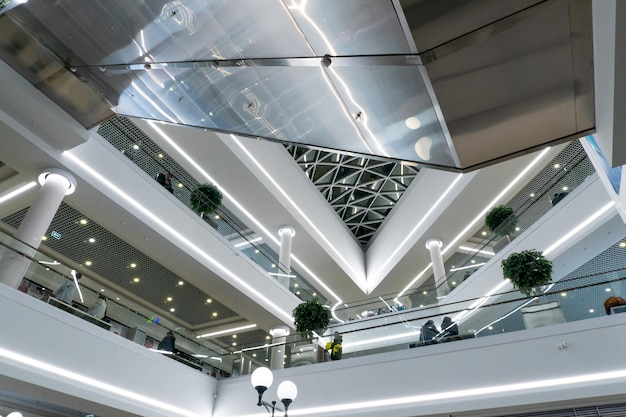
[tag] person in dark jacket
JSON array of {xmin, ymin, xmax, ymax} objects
[
  {"xmin": 159, "ymin": 330, "xmax": 176, "ymax": 353},
  {"xmin": 440, "ymin": 316, "xmax": 459, "ymax": 337},
  {"xmin": 419, "ymin": 319, "xmax": 439, "ymax": 345}
]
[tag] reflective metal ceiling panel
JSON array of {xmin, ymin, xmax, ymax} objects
[
  {"xmin": 325, "ymin": 65, "xmax": 455, "ymax": 167},
  {"xmin": 20, "ymin": 0, "xmax": 314, "ymax": 64},
  {"xmin": 287, "ymin": 0, "xmax": 412, "ymax": 55},
  {"xmin": 0, "ymin": 0, "xmax": 594, "ymax": 172}
]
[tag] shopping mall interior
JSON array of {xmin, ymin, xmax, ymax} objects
[{"xmin": 1, "ymin": 0, "xmax": 626, "ymax": 416}]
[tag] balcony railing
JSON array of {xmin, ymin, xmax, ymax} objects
[{"xmin": 98, "ymin": 116, "xmax": 324, "ymax": 303}]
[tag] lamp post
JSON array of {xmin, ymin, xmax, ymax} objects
[{"xmin": 251, "ymin": 367, "xmax": 297, "ymax": 417}]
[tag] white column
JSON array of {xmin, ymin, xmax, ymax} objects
[
  {"xmin": 277, "ymin": 226, "xmax": 295, "ymax": 289},
  {"xmin": 426, "ymin": 238, "xmax": 448, "ymax": 298},
  {"xmin": 269, "ymin": 325, "xmax": 290, "ymax": 371},
  {"xmin": 0, "ymin": 169, "xmax": 76, "ymax": 288}
]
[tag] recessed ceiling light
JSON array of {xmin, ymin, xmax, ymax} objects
[
  {"xmin": 405, "ymin": 116, "xmax": 421, "ymax": 130},
  {"xmin": 158, "ymin": 153, "xmax": 163, "ymax": 158},
  {"xmin": 554, "ymin": 163, "xmax": 560, "ymax": 169},
  {"xmin": 296, "ymin": 291, "xmax": 301, "ymax": 295},
  {"xmin": 471, "ymin": 260, "xmax": 476, "ymax": 264},
  {"xmin": 452, "ymin": 281, "xmax": 456, "ymax": 285},
  {"xmin": 116, "ymin": 297, "xmax": 120, "ymax": 301},
  {"xmin": 170, "ymin": 308, "xmax": 175, "ymax": 312},
  {"xmin": 255, "ymin": 249, "xmax": 259, "ymax": 253},
  {"xmin": 79, "ymin": 219, "xmax": 88, "ymax": 225},
  {"xmin": 481, "ymin": 231, "xmax": 487, "ymax": 236},
  {"xmin": 88, "ymin": 238, "xmax": 95, "ymax": 243},
  {"xmin": 414, "ymin": 136, "xmax": 432, "ymax": 161},
  {"xmin": 212, "ymin": 312, "xmax": 218, "ymax": 317},
  {"xmin": 206, "ymin": 298, "xmax": 212, "ymax": 303},
  {"xmin": 232, "ymin": 342, "xmax": 237, "ymax": 346},
  {"xmin": 100, "ymin": 289, "xmax": 105, "ymax": 292},
  {"xmin": 562, "ymin": 186, "xmax": 569, "ymax": 191},
  {"xmin": 214, "ymin": 214, "xmax": 220, "ymax": 219},
  {"xmin": 130, "ymin": 263, "xmax": 137, "ymax": 268},
  {"xmin": 178, "ymin": 280, "xmax": 184, "ymax": 286},
  {"xmin": 419, "ymin": 304, "xmax": 424, "ymax": 308},
  {"xmin": 271, "ymin": 264, "xmax": 276, "ymax": 268},
  {"xmin": 166, "ymin": 296, "xmax": 172, "ymax": 302},
  {"xmin": 133, "ymin": 277, "xmax": 140, "ymax": 283},
  {"xmin": 178, "ymin": 183, "xmax": 183, "ymax": 188},
  {"xmin": 85, "ymin": 261, "xmax": 92, "ymax": 266},
  {"xmin": 41, "ymin": 236, "xmax": 47, "ymax": 240},
  {"xmin": 515, "ymin": 227, "xmax": 520, "ymax": 231},
  {"xmin": 133, "ymin": 144, "xmax": 139, "ymax": 150},
  {"xmin": 252, "ymin": 353, "xmax": 257, "ymax": 357},
  {"xmin": 606, "ymin": 288, "xmax": 612, "ymax": 292},
  {"xmin": 232, "ymin": 335, "xmax": 237, "ymax": 338},
  {"xmin": 488, "ymin": 326, "xmax": 493, "ymax": 330},
  {"xmin": 422, "ymin": 291, "xmax": 427, "ymax": 295},
  {"xmin": 312, "ymin": 292, "xmax": 316, "ymax": 296},
  {"xmin": 530, "ymin": 193, "xmax": 535, "ymax": 197},
  {"xmin": 265, "ymin": 336, "xmax": 270, "ymax": 340},
  {"xmin": 294, "ymin": 283, "xmax": 299, "ymax": 287},
  {"xmin": 620, "ymin": 242, "xmax": 626, "ymax": 248},
  {"xmin": 561, "ymin": 292, "xmax": 567, "ymax": 297},
  {"xmin": 589, "ymin": 309, "xmax": 595, "ymax": 313}
]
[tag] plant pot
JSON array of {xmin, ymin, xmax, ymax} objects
[{"xmin": 521, "ymin": 301, "xmax": 565, "ymax": 329}]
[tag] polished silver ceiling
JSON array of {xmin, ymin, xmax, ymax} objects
[{"xmin": 0, "ymin": 0, "xmax": 594, "ymax": 171}]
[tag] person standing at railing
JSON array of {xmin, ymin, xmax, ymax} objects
[
  {"xmin": 325, "ymin": 331, "xmax": 343, "ymax": 361},
  {"xmin": 419, "ymin": 319, "xmax": 439, "ymax": 346},
  {"xmin": 159, "ymin": 330, "xmax": 176, "ymax": 353},
  {"xmin": 53, "ymin": 271, "xmax": 81, "ymax": 305},
  {"xmin": 440, "ymin": 316, "xmax": 459, "ymax": 338},
  {"xmin": 156, "ymin": 172, "xmax": 174, "ymax": 193},
  {"xmin": 87, "ymin": 294, "xmax": 107, "ymax": 320}
]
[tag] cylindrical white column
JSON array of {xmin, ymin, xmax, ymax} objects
[
  {"xmin": 269, "ymin": 325, "xmax": 290, "ymax": 371},
  {"xmin": 0, "ymin": 169, "xmax": 76, "ymax": 288},
  {"xmin": 277, "ymin": 226, "xmax": 296, "ymax": 289},
  {"xmin": 425, "ymin": 238, "xmax": 448, "ymax": 298}
]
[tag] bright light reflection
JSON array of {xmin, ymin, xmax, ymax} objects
[
  {"xmin": 0, "ymin": 346, "xmax": 202, "ymax": 417},
  {"xmin": 236, "ymin": 369, "xmax": 626, "ymax": 417},
  {"xmin": 0, "ymin": 182, "xmax": 37, "ymax": 205},
  {"xmin": 197, "ymin": 324, "xmax": 257, "ymax": 339}
]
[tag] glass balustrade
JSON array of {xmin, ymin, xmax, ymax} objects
[
  {"xmin": 223, "ymin": 268, "xmax": 626, "ymax": 375},
  {"xmin": 97, "ymin": 117, "xmax": 324, "ymax": 303},
  {"xmin": 0, "ymin": 231, "xmax": 233, "ymax": 378},
  {"xmin": 332, "ymin": 140, "xmax": 595, "ymax": 322}
]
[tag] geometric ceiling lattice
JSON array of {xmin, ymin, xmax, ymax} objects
[{"xmin": 286, "ymin": 146, "xmax": 420, "ymax": 247}]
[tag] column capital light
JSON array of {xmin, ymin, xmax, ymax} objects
[
  {"xmin": 425, "ymin": 238, "xmax": 443, "ymax": 249},
  {"xmin": 269, "ymin": 325, "xmax": 290, "ymax": 337},
  {"xmin": 278, "ymin": 226, "xmax": 296, "ymax": 237},
  {"xmin": 38, "ymin": 168, "xmax": 77, "ymax": 195}
]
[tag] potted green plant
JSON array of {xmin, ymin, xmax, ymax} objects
[
  {"xmin": 292, "ymin": 298, "xmax": 332, "ymax": 340},
  {"xmin": 485, "ymin": 205, "xmax": 518, "ymax": 236},
  {"xmin": 501, "ymin": 249, "xmax": 553, "ymax": 297},
  {"xmin": 190, "ymin": 183, "xmax": 223, "ymax": 218}
]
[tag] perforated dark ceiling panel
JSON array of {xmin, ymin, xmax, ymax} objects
[{"xmin": 2, "ymin": 203, "xmax": 238, "ymax": 327}]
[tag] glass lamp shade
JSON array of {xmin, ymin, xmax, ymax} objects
[
  {"xmin": 251, "ymin": 366, "xmax": 273, "ymax": 389},
  {"xmin": 277, "ymin": 380, "xmax": 298, "ymax": 401}
]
